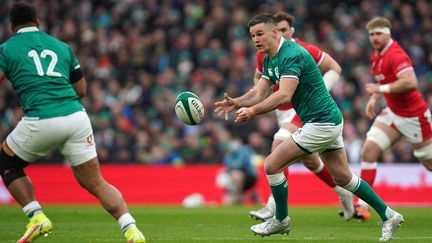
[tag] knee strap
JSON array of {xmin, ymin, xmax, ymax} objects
[
  {"xmin": 414, "ymin": 143, "xmax": 432, "ymax": 161},
  {"xmin": 366, "ymin": 126, "xmax": 391, "ymax": 151},
  {"xmin": 0, "ymin": 146, "xmax": 29, "ymax": 186}
]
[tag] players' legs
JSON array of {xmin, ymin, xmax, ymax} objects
[
  {"xmin": 249, "ymin": 121, "xmax": 298, "ymax": 220},
  {"xmin": 413, "ymin": 137, "xmax": 432, "ymax": 171},
  {"xmin": 72, "ymin": 157, "xmax": 128, "ymax": 218},
  {"xmin": 265, "ymin": 137, "xmax": 306, "ymax": 221},
  {"xmin": 358, "ymin": 121, "xmax": 400, "ymax": 210},
  {"xmin": 320, "ymin": 148, "xmax": 397, "ymax": 222}
]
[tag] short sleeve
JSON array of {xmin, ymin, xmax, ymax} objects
[
  {"xmin": 279, "ymin": 54, "xmax": 303, "ymax": 81},
  {"xmin": 390, "ymin": 52, "xmax": 413, "ymax": 76},
  {"xmin": 68, "ymin": 46, "xmax": 80, "ymax": 71}
]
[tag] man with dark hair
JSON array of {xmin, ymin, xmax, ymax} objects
[
  {"xmin": 248, "ymin": 10, "xmax": 353, "ymax": 222},
  {"xmin": 215, "ymin": 13, "xmax": 403, "ymax": 241},
  {"xmin": 0, "ymin": 1, "xmax": 145, "ymax": 242}
]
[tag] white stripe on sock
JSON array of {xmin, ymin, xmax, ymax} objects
[
  {"xmin": 342, "ymin": 174, "xmax": 361, "ymax": 192},
  {"xmin": 266, "ymin": 172, "xmax": 286, "ymax": 186},
  {"xmin": 360, "ymin": 161, "xmax": 377, "ymax": 170}
]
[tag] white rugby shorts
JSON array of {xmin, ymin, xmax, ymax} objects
[
  {"xmin": 291, "ymin": 122, "xmax": 344, "ymax": 153},
  {"xmin": 376, "ymin": 107, "xmax": 432, "ymax": 143},
  {"xmin": 6, "ymin": 111, "xmax": 97, "ymax": 166}
]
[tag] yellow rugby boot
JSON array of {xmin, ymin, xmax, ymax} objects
[
  {"xmin": 124, "ymin": 226, "xmax": 146, "ymax": 243},
  {"xmin": 17, "ymin": 213, "xmax": 53, "ymax": 243}
]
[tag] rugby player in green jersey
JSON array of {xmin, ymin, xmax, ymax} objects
[
  {"xmin": 215, "ymin": 13, "xmax": 403, "ymax": 241},
  {"xmin": 0, "ymin": 2, "xmax": 144, "ymax": 242}
]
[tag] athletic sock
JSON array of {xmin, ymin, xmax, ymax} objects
[
  {"xmin": 360, "ymin": 161, "xmax": 377, "ymax": 186},
  {"xmin": 118, "ymin": 213, "xmax": 136, "ymax": 233},
  {"xmin": 312, "ymin": 160, "xmax": 337, "ymax": 187},
  {"xmin": 266, "ymin": 173, "xmax": 288, "ymax": 221},
  {"xmin": 343, "ymin": 174, "xmax": 389, "ymax": 221},
  {"xmin": 23, "ymin": 201, "xmax": 43, "ymax": 218}
]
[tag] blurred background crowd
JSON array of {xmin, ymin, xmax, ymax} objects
[{"xmin": 0, "ymin": 0, "xmax": 431, "ymax": 165}]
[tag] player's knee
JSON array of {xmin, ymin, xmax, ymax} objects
[
  {"xmin": 273, "ymin": 128, "xmax": 292, "ymax": 141},
  {"xmin": 0, "ymin": 147, "xmax": 29, "ymax": 186},
  {"xmin": 414, "ymin": 143, "xmax": 432, "ymax": 169},
  {"xmin": 363, "ymin": 127, "xmax": 391, "ymax": 160}
]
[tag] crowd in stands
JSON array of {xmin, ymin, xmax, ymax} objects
[{"xmin": 0, "ymin": 0, "xmax": 431, "ymax": 165}]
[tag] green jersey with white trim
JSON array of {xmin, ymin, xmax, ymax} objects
[
  {"xmin": 0, "ymin": 27, "xmax": 83, "ymax": 119},
  {"xmin": 262, "ymin": 39, "xmax": 342, "ymax": 125}
]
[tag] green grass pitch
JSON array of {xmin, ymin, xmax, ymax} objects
[{"xmin": 1, "ymin": 205, "xmax": 431, "ymax": 242}]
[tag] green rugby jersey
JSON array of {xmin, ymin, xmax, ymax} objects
[
  {"xmin": 0, "ymin": 27, "xmax": 83, "ymax": 119},
  {"xmin": 262, "ymin": 38, "xmax": 342, "ymax": 125}
]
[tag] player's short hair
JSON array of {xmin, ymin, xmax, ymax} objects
[
  {"xmin": 273, "ymin": 11, "xmax": 295, "ymax": 27},
  {"xmin": 248, "ymin": 13, "xmax": 277, "ymax": 29},
  {"xmin": 9, "ymin": 1, "xmax": 38, "ymax": 28},
  {"xmin": 366, "ymin": 17, "xmax": 392, "ymax": 31}
]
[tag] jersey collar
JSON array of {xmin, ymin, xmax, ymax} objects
[
  {"xmin": 17, "ymin": 26, "xmax": 39, "ymax": 33},
  {"xmin": 277, "ymin": 37, "xmax": 285, "ymax": 52},
  {"xmin": 379, "ymin": 38, "xmax": 393, "ymax": 55}
]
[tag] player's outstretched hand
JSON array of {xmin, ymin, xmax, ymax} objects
[
  {"xmin": 214, "ymin": 93, "xmax": 238, "ymax": 120},
  {"xmin": 234, "ymin": 107, "xmax": 256, "ymax": 123}
]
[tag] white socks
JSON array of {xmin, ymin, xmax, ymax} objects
[
  {"xmin": 23, "ymin": 201, "xmax": 42, "ymax": 218},
  {"xmin": 118, "ymin": 213, "xmax": 136, "ymax": 233}
]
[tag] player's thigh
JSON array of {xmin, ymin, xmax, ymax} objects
[
  {"xmin": 59, "ymin": 111, "xmax": 97, "ymax": 166},
  {"xmin": 6, "ymin": 117, "xmax": 69, "ymax": 162},
  {"xmin": 71, "ymin": 157, "xmax": 104, "ymax": 191},
  {"xmin": 265, "ymin": 138, "xmax": 305, "ymax": 174},
  {"xmin": 362, "ymin": 120, "xmax": 401, "ymax": 161},
  {"xmin": 272, "ymin": 122, "xmax": 299, "ymax": 151},
  {"xmin": 412, "ymin": 137, "xmax": 432, "ymax": 170}
]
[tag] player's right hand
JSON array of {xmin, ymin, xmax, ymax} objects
[
  {"xmin": 365, "ymin": 98, "xmax": 377, "ymax": 119},
  {"xmin": 214, "ymin": 93, "xmax": 238, "ymax": 120}
]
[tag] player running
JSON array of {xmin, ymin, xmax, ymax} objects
[
  {"xmin": 215, "ymin": 13, "xmax": 404, "ymax": 241},
  {"xmin": 0, "ymin": 2, "xmax": 145, "ymax": 242},
  {"xmin": 248, "ymin": 11, "xmax": 355, "ymax": 222},
  {"xmin": 355, "ymin": 16, "xmax": 432, "ymax": 220}
]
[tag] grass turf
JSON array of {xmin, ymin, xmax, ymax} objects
[{"xmin": 0, "ymin": 205, "xmax": 431, "ymax": 242}]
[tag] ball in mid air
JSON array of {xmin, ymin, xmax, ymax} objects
[{"xmin": 174, "ymin": 91, "xmax": 205, "ymax": 125}]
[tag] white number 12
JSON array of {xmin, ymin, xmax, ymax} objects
[{"xmin": 28, "ymin": 49, "xmax": 62, "ymax": 77}]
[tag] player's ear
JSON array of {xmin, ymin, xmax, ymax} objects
[
  {"xmin": 36, "ymin": 19, "xmax": 41, "ymax": 28},
  {"xmin": 272, "ymin": 26, "xmax": 278, "ymax": 38}
]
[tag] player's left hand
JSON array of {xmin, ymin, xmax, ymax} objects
[
  {"xmin": 234, "ymin": 107, "xmax": 256, "ymax": 123},
  {"xmin": 365, "ymin": 83, "xmax": 379, "ymax": 94}
]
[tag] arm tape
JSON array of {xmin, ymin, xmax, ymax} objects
[
  {"xmin": 323, "ymin": 69, "xmax": 340, "ymax": 90},
  {"xmin": 70, "ymin": 68, "xmax": 83, "ymax": 84}
]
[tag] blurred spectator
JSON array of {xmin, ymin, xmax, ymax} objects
[
  {"xmin": 0, "ymin": 0, "xmax": 431, "ymax": 164},
  {"xmin": 216, "ymin": 135, "xmax": 259, "ymax": 206}
]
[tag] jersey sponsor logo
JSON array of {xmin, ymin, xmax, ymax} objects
[{"xmin": 86, "ymin": 134, "xmax": 94, "ymax": 147}]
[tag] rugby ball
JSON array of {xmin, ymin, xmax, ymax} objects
[{"xmin": 175, "ymin": 91, "xmax": 205, "ymax": 125}]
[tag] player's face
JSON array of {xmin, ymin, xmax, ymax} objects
[
  {"xmin": 277, "ymin": 20, "xmax": 293, "ymax": 40},
  {"xmin": 250, "ymin": 23, "xmax": 278, "ymax": 53},
  {"xmin": 369, "ymin": 31, "xmax": 390, "ymax": 51}
]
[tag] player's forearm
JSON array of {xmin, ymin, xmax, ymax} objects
[
  {"xmin": 382, "ymin": 78, "xmax": 417, "ymax": 94},
  {"xmin": 235, "ymin": 85, "xmax": 269, "ymax": 108},
  {"xmin": 251, "ymin": 91, "xmax": 290, "ymax": 116}
]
